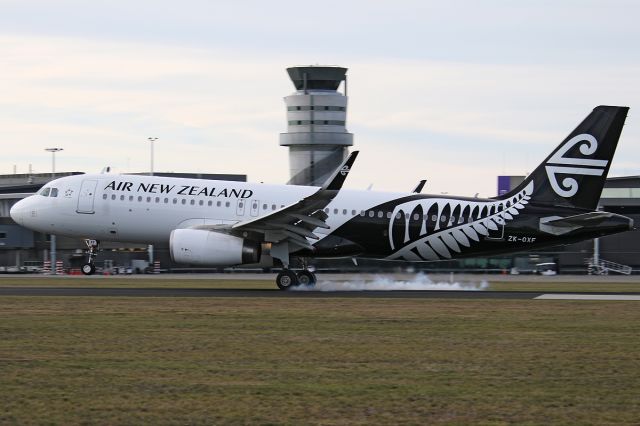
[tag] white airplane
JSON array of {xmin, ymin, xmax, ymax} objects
[{"xmin": 10, "ymin": 106, "xmax": 633, "ymax": 289}]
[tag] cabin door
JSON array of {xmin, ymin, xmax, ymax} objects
[{"xmin": 77, "ymin": 179, "xmax": 98, "ymax": 214}]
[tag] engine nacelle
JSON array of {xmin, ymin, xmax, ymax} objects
[{"xmin": 170, "ymin": 229, "xmax": 261, "ymax": 266}]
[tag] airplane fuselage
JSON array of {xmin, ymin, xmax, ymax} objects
[{"xmin": 10, "ymin": 173, "xmax": 631, "ymax": 263}]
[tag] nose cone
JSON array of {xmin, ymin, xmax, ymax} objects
[{"xmin": 10, "ymin": 199, "xmax": 26, "ymax": 225}]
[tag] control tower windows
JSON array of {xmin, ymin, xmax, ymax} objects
[
  {"xmin": 288, "ymin": 120, "xmax": 345, "ymax": 126},
  {"xmin": 287, "ymin": 106, "xmax": 345, "ymax": 111}
]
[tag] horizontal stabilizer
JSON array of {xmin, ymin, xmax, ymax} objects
[{"xmin": 539, "ymin": 212, "xmax": 612, "ymax": 235}]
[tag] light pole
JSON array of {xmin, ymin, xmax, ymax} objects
[
  {"xmin": 147, "ymin": 138, "xmax": 158, "ymax": 267},
  {"xmin": 45, "ymin": 148, "xmax": 63, "ymax": 274},
  {"xmin": 148, "ymin": 137, "xmax": 158, "ymax": 176}
]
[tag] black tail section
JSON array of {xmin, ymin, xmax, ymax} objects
[{"xmin": 500, "ymin": 106, "xmax": 629, "ymax": 210}]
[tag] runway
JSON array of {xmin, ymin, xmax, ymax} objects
[{"xmin": 1, "ymin": 286, "xmax": 640, "ymax": 300}]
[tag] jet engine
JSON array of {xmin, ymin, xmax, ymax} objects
[{"xmin": 170, "ymin": 229, "xmax": 261, "ymax": 266}]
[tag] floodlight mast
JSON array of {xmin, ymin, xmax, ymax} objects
[
  {"xmin": 148, "ymin": 137, "xmax": 158, "ymax": 176},
  {"xmin": 44, "ymin": 147, "xmax": 63, "ymax": 274}
]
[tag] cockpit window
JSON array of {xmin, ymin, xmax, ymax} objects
[
  {"xmin": 50, "ymin": 188, "xmax": 58, "ymax": 197},
  {"xmin": 40, "ymin": 188, "xmax": 51, "ymax": 197}
]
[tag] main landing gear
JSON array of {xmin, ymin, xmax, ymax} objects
[
  {"xmin": 81, "ymin": 239, "xmax": 100, "ymax": 275},
  {"xmin": 275, "ymin": 269, "xmax": 317, "ymax": 290}
]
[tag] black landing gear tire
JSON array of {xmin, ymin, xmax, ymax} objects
[
  {"xmin": 296, "ymin": 270, "xmax": 317, "ymax": 287},
  {"xmin": 276, "ymin": 270, "xmax": 299, "ymax": 290},
  {"xmin": 81, "ymin": 263, "xmax": 96, "ymax": 276}
]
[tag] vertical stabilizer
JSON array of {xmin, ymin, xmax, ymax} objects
[{"xmin": 499, "ymin": 106, "xmax": 628, "ymax": 210}]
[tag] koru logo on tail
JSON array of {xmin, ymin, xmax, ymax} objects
[
  {"xmin": 545, "ymin": 134, "xmax": 608, "ymax": 197},
  {"xmin": 340, "ymin": 165, "xmax": 351, "ymax": 176}
]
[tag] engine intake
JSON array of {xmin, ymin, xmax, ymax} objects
[{"xmin": 170, "ymin": 229, "xmax": 261, "ymax": 266}]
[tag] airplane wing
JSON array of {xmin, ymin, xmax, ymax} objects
[{"xmin": 227, "ymin": 151, "xmax": 360, "ymax": 251}]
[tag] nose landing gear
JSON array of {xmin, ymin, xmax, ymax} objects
[{"xmin": 81, "ymin": 239, "xmax": 100, "ymax": 276}]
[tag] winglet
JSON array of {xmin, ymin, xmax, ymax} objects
[
  {"xmin": 412, "ymin": 179, "xmax": 427, "ymax": 193},
  {"xmin": 322, "ymin": 151, "xmax": 359, "ymax": 191}
]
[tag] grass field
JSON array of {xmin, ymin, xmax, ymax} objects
[
  {"xmin": 1, "ymin": 294, "xmax": 640, "ymax": 424},
  {"xmin": 1, "ymin": 275, "xmax": 640, "ymax": 293}
]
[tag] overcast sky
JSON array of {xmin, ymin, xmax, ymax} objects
[{"xmin": 1, "ymin": 0, "xmax": 639, "ymax": 196}]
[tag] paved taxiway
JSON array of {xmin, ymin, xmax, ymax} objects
[{"xmin": 1, "ymin": 287, "xmax": 640, "ymax": 300}]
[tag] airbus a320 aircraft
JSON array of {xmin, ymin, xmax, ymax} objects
[{"xmin": 10, "ymin": 106, "xmax": 633, "ymax": 289}]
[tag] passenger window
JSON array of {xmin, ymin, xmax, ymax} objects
[
  {"xmin": 102, "ymin": 194, "xmax": 107, "ymax": 200},
  {"xmin": 182, "ymin": 199, "xmax": 186, "ymax": 205},
  {"xmin": 360, "ymin": 210, "xmax": 365, "ymax": 217},
  {"xmin": 368, "ymin": 211, "xmax": 374, "ymax": 218},
  {"xmin": 413, "ymin": 213, "xmax": 419, "ymax": 220},
  {"xmin": 164, "ymin": 198, "xmax": 169, "ymax": 204},
  {"xmin": 146, "ymin": 196, "xmax": 151, "ymax": 202},
  {"xmin": 173, "ymin": 199, "xmax": 177, "ymax": 204},
  {"xmin": 120, "ymin": 195, "xmax": 125, "ymax": 201},
  {"xmin": 333, "ymin": 208, "xmax": 338, "ymax": 214},
  {"xmin": 198, "ymin": 200, "xmax": 203, "ymax": 206},
  {"xmin": 129, "ymin": 196, "xmax": 134, "ymax": 201},
  {"xmin": 217, "ymin": 201, "xmax": 222, "ymax": 207},
  {"xmin": 342, "ymin": 209, "xmax": 347, "ymax": 215},
  {"xmin": 378, "ymin": 211, "xmax": 384, "ymax": 218},
  {"xmin": 111, "ymin": 194, "xmax": 116, "ymax": 200},
  {"xmin": 395, "ymin": 213, "xmax": 401, "ymax": 219},
  {"xmin": 226, "ymin": 202, "xmax": 230, "ymax": 207},
  {"xmin": 263, "ymin": 203, "xmax": 267, "ymax": 210},
  {"xmin": 138, "ymin": 196, "xmax": 143, "ymax": 202},
  {"xmin": 50, "ymin": 188, "xmax": 58, "ymax": 197},
  {"xmin": 432, "ymin": 215, "xmax": 437, "ymax": 221},
  {"xmin": 272, "ymin": 204, "xmax": 276, "ymax": 210},
  {"xmin": 386, "ymin": 212, "xmax": 392, "ymax": 219},
  {"xmin": 155, "ymin": 197, "xmax": 160, "ymax": 203},
  {"xmin": 208, "ymin": 201, "xmax": 212, "ymax": 206}
]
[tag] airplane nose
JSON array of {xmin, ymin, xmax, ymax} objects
[{"xmin": 10, "ymin": 199, "xmax": 26, "ymax": 225}]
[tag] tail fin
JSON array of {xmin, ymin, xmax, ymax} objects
[{"xmin": 499, "ymin": 105, "xmax": 629, "ymax": 210}]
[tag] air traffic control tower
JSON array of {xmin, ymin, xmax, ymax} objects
[{"xmin": 280, "ymin": 66, "xmax": 353, "ymax": 186}]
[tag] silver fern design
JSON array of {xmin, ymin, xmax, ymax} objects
[{"xmin": 386, "ymin": 182, "xmax": 534, "ymax": 261}]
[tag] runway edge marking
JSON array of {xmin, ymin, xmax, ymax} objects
[{"xmin": 536, "ymin": 294, "xmax": 640, "ymax": 301}]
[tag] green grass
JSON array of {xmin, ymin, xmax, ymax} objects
[
  {"xmin": 1, "ymin": 275, "xmax": 640, "ymax": 293},
  {"xmin": 0, "ymin": 277, "xmax": 275, "ymax": 289},
  {"xmin": 1, "ymin": 297, "xmax": 640, "ymax": 424}
]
